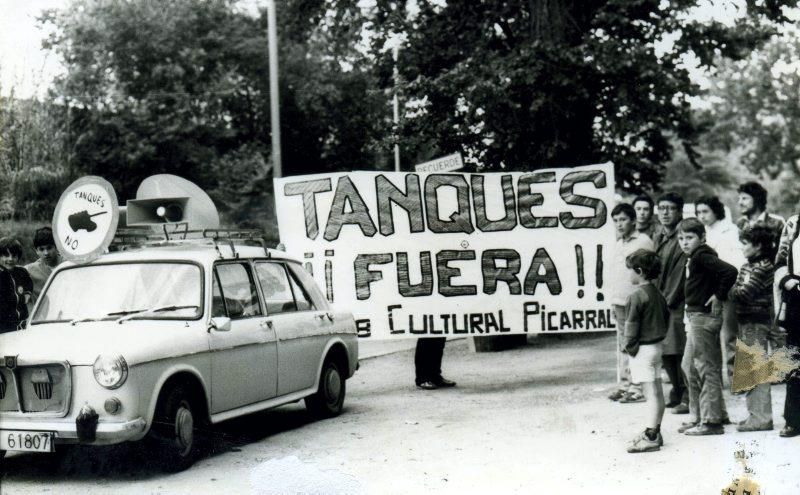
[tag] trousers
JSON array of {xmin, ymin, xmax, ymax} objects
[
  {"xmin": 415, "ymin": 337, "xmax": 446, "ymax": 384},
  {"xmin": 683, "ymin": 310, "xmax": 727, "ymax": 424}
]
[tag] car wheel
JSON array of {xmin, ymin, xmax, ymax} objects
[
  {"xmin": 148, "ymin": 385, "xmax": 198, "ymax": 472},
  {"xmin": 305, "ymin": 358, "xmax": 346, "ymax": 418}
]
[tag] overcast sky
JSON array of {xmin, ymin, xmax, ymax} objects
[{"xmin": 0, "ymin": 0, "xmax": 768, "ymax": 99}]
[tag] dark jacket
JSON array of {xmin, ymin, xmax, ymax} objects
[
  {"xmin": 729, "ymin": 256, "xmax": 774, "ymax": 324},
  {"xmin": 685, "ymin": 244, "xmax": 738, "ymax": 313},
  {"xmin": 653, "ymin": 225, "xmax": 687, "ymax": 310},
  {"xmin": 0, "ymin": 267, "xmax": 20, "ymax": 333},
  {"xmin": 624, "ymin": 283, "xmax": 669, "ymax": 356}
]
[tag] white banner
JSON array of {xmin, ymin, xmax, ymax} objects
[{"xmin": 275, "ymin": 163, "xmax": 616, "ymax": 340}]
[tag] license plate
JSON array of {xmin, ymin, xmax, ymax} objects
[{"xmin": 0, "ymin": 430, "xmax": 55, "ymax": 453}]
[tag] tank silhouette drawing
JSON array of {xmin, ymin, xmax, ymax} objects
[{"xmin": 68, "ymin": 210, "xmax": 107, "ymax": 232}]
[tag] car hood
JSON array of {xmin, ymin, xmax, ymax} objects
[{"xmin": 0, "ymin": 321, "xmax": 209, "ymax": 366}]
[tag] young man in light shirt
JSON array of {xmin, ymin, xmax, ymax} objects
[
  {"xmin": 633, "ymin": 194, "xmax": 657, "ymax": 240},
  {"xmin": 609, "ymin": 203, "xmax": 654, "ymax": 403}
]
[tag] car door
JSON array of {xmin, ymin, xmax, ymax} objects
[
  {"xmin": 254, "ymin": 261, "xmax": 330, "ymax": 396},
  {"xmin": 208, "ymin": 262, "xmax": 278, "ymax": 413}
]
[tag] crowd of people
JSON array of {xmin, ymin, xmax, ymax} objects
[
  {"xmin": 609, "ymin": 181, "xmax": 800, "ymax": 453},
  {"xmin": 0, "ymin": 227, "xmax": 60, "ymax": 333}
]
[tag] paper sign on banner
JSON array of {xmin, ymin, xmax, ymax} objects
[
  {"xmin": 275, "ymin": 163, "xmax": 616, "ymax": 340},
  {"xmin": 414, "ymin": 153, "xmax": 464, "ymax": 173}
]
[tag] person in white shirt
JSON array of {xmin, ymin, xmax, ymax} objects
[
  {"xmin": 695, "ymin": 196, "xmax": 744, "ymax": 385},
  {"xmin": 609, "ymin": 203, "xmax": 655, "ymax": 402}
]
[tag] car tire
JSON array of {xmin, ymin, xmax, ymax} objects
[
  {"xmin": 305, "ymin": 358, "xmax": 346, "ymax": 418},
  {"xmin": 148, "ymin": 385, "xmax": 198, "ymax": 472}
]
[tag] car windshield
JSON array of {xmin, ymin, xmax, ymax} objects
[{"xmin": 32, "ymin": 262, "xmax": 202, "ymax": 323}]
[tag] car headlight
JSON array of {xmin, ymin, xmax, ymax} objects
[{"xmin": 93, "ymin": 355, "xmax": 128, "ymax": 389}]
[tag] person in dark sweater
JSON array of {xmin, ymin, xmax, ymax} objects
[
  {"xmin": 652, "ymin": 192, "xmax": 689, "ymax": 413},
  {"xmin": 623, "ymin": 249, "xmax": 670, "ymax": 453},
  {"xmin": 729, "ymin": 225, "xmax": 777, "ymax": 432},
  {"xmin": 0, "ymin": 237, "xmax": 31, "ymax": 332},
  {"xmin": 677, "ymin": 218, "xmax": 738, "ymax": 436}
]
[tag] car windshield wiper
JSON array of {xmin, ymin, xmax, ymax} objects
[
  {"xmin": 116, "ymin": 305, "xmax": 199, "ymax": 324},
  {"xmin": 70, "ymin": 314, "xmax": 114, "ymax": 326}
]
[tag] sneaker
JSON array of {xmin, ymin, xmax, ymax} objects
[
  {"xmin": 627, "ymin": 431, "xmax": 662, "ymax": 453},
  {"xmin": 684, "ymin": 423, "xmax": 724, "ymax": 436},
  {"xmin": 677, "ymin": 421, "xmax": 699, "ymax": 433},
  {"xmin": 416, "ymin": 381, "xmax": 438, "ymax": 390},
  {"xmin": 618, "ymin": 391, "xmax": 646, "ymax": 403},
  {"xmin": 608, "ymin": 389, "xmax": 627, "ymax": 401},
  {"xmin": 664, "ymin": 399, "xmax": 681, "ymax": 408},
  {"xmin": 736, "ymin": 421, "xmax": 773, "ymax": 432},
  {"xmin": 671, "ymin": 403, "xmax": 690, "ymax": 414}
]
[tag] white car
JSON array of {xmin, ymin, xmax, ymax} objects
[{"xmin": 0, "ymin": 239, "xmax": 358, "ymax": 471}]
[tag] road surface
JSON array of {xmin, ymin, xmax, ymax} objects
[{"xmin": 1, "ymin": 334, "xmax": 797, "ymax": 494}]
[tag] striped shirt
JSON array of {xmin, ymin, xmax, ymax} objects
[{"xmin": 728, "ymin": 257, "xmax": 775, "ymax": 323}]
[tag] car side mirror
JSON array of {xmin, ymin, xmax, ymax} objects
[{"xmin": 208, "ymin": 316, "xmax": 231, "ymax": 333}]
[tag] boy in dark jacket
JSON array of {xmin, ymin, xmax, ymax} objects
[
  {"xmin": 0, "ymin": 237, "xmax": 30, "ymax": 332},
  {"xmin": 677, "ymin": 218, "xmax": 738, "ymax": 436},
  {"xmin": 729, "ymin": 225, "xmax": 777, "ymax": 431}
]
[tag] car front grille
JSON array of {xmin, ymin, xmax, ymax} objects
[
  {"xmin": 0, "ymin": 364, "xmax": 70, "ymax": 415},
  {"xmin": 34, "ymin": 382, "xmax": 53, "ymax": 400}
]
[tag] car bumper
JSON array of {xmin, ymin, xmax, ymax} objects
[{"xmin": 0, "ymin": 416, "xmax": 147, "ymax": 446}]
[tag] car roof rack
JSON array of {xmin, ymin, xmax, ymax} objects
[{"xmin": 111, "ymin": 227, "xmax": 269, "ymax": 258}]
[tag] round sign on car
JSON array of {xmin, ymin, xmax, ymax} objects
[{"xmin": 52, "ymin": 176, "xmax": 119, "ymax": 264}]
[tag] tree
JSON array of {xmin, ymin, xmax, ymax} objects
[
  {"xmin": 705, "ymin": 31, "xmax": 800, "ymax": 179},
  {"xmin": 40, "ymin": 0, "xmax": 388, "ymax": 209},
  {"xmin": 0, "ymin": 82, "xmax": 71, "ymax": 220},
  {"xmin": 358, "ymin": 0, "xmax": 798, "ymax": 190}
]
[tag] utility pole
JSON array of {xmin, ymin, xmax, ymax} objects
[
  {"xmin": 393, "ymin": 44, "xmax": 400, "ymax": 172},
  {"xmin": 267, "ymin": 0, "xmax": 282, "ymax": 178}
]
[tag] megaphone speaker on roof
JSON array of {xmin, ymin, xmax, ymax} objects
[
  {"xmin": 125, "ymin": 174, "xmax": 219, "ymax": 231},
  {"xmin": 126, "ymin": 197, "xmax": 188, "ymax": 225}
]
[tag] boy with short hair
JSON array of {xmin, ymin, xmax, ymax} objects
[
  {"xmin": 609, "ymin": 203, "xmax": 654, "ymax": 403},
  {"xmin": 25, "ymin": 227, "xmax": 60, "ymax": 304},
  {"xmin": 623, "ymin": 249, "xmax": 669, "ymax": 453},
  {"xmin": 729, "ymin": 225, "xmax": 777, "ymax": 431},
  {"xmin": 0, "ymin": 237, "xmax": 32, "ymax": 331},
  {"xmin": 677, "ymin": 218, "xmax": 738, "ymax": 435}
]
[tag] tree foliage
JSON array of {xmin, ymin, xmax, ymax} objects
[
  {"xmin": 0, "ymin": 89, "xmax": 71, "ymax": 220},
  {"xmin": 360, "ymin": 0, "xmax": 797, "ymax": 190},
  {"xmin": 705, "ymin": 31, "xmax": 800, "ymax": 179},
  {"xmin": 40, "ymin": 0, "xmax": 387, "ymax": 210}
]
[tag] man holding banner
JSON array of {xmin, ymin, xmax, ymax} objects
[{"xmin": 414, "ymin": 338, "xmax": 456, "ymax": 390}]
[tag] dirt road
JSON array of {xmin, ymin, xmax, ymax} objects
[{"xmin": 1, "ymin": 334, "xmax": 797, "ymax": 494}]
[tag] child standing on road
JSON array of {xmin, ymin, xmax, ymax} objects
[
  {"xmin": 623, "ymin": 249, "xmax": 670, "ymax": 453},
  {"xmin": 728, "ymin": 225, "xmax": 777, "ymax": 431},
  {"xmin": 677, "ymin": 218, "xmax": 738, "ymax": 436}
]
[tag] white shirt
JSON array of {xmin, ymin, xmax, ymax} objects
[
  {"xmin": 610, "ymin": 230, "xmax": 654, "ymax": 306},
  {"xmin": 705, "ymin": 219, "xmax": 746, "ymax": 270}
]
